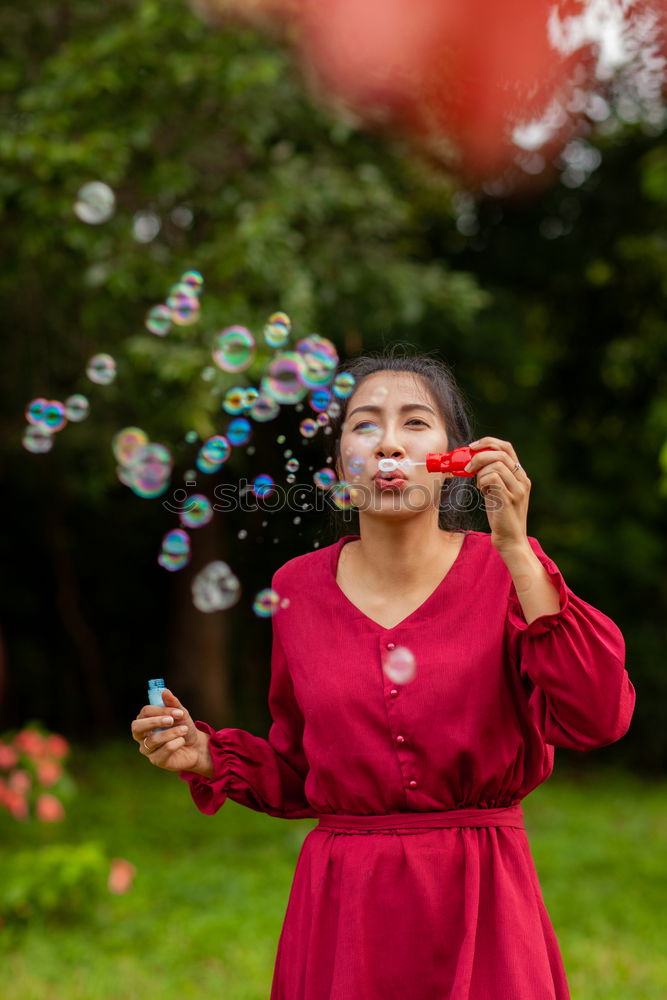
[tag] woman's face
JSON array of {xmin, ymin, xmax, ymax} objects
[{"xmin": 336, "ymin": 371, "xmax": 451, "ymax": 523}]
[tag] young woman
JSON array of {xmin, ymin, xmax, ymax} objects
[{"xmin": 131, "ymin": 352, "xmax": 636, "ymax": 1000}]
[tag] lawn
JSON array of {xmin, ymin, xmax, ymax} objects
[{"xmin": 1, "ymin": 744, "xmax": 665, "ymax": 1000}]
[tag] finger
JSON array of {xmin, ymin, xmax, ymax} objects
[
  {"xmin": 468, "ymin": 438, "xmax": 519, "ymax": 464},
  {"xmin": 477, "ymin": 464, "xmax": 522, "ymax": 497},
  {"xmin": 143, "ymin": 725, "xmax": 189, "ymax": 752},
  {"xmin": 146, "ymin": 735, "xmax": 187, "ymax": 765},
  {"xmin": 160, "ymin": 689, "xmax": 188, "ymax": 720},
  {"xmin": 466, "ymin": 451, "xmax": 517, "ymax": 476},
  {"xmin": 131, "ymin": 715, "xmax": 176, "ymax": 741}
]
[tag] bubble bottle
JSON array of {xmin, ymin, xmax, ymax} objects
[
  {"xmin": 380, "ymin": 445, "xmax": 493, "ymax": 479},
  {"xmin": 148, "ymin": 678, "xmax": 168, "ymax": 731}
]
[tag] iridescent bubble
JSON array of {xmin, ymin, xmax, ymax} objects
[
  {"xmin": 238, "ymin": 529, "xmax": 248, "ymax": 540},
  {"xmin": 42, "ymin": 401, "xmax": 67, "ymax": 433},
  {"xmin": 128, "ymin": 443, "xmax": 173, "ymax": 499},
  {"xmin": 196, "ymin": 452, "xmax": 223, "ymax": 475},
  {"xmin": 201, "ymin": 435, "xmax": 231, "ymax": 465},
  {"xmin": 158, "ymin": 528, "xmax": 191, "ymax": 572},
  {"xmin": 280, "ymin": 597, "xmax": 291, "ymax": 609},
  {"xmin": 86, "ymin": 353, "xmax": 117, "ymax": 386},
  {"xmin": 249, "ymin": 393, "xmax": 280, "ymax": 422},
  {"xmin": 299, "ymin": 418, "xmax": 318, "ymax": 438},
  {"xmin": 227, "ymin": 417, "xmax": 252, "ymax": 446},
  {"xmin": 316, "ymin": 412, "xmax": 330, "ymax": 427},
  {"xmin": 330, "ymin": 482, "xmax": 352, "ymax": 510},
  {"xmin": 333, "ymin": 372, "xmax": 355, "ymax": 398},
  {"xmin": 25, "ymin": 398, "xmax": 48, "ymax": 425},
  {"xmin": 309, "ymin": 388, "xmax": 332, "ymax": 412},
  {"xmin": 328, "ymin": 400, "xmax": 342, "ymax": 418},
  {"xmin": 184, "ymin": 430, "xmax": 198, "ymax": 444},
  {"xmin": 286, "ymin": 474, "xmax": 296, "ymax": 484},
  {"xmin": 192, "ymin": 561, "xmax": 241, "ymax": 612},
  {"xmin": 284, "ymin": 450, "xmax": 293, "ymax": 458},
  {"xmin": 222, "ymin": 387, "xmax": 247, "ymax": 415},
  {"xmin": 179, "ymin": 494, "xmax": 213, "ymax": 528},
  {"xmin": 314, "ymin": 468, "xmax": 336, "ymax": 490},
  {"xmin": 296, "ymin": 335, "xmax": 338, "ymax": 389},
  {"xmin": 22, "ymin": 425, "xmax": 54, "ymax": 454},
  {"xmin": 382, "ymin": 646, "xmax": 417, "ymax": 685},
  {"xmin": 252, "ymin": 588, "xmax": 281, "ymax": 617},
  {"xmin": 201, "ymin": 366, "xmax": 216, "ymax": 382},
  {"xmin": 168, "ymin": 291, "xmax": 200, "ymax": 326},
  {"xmin": 184, "ymin": 468, "xmax": 197, "ymax": 480},
  {"xmin": 262, "ymin": 352, "xmax": 308, "ymax": 404},
  {"xmin": 212, "ymin": 326, "xmax": 255, "ymax": 373},
  {"xmin": 145, "ymin": 304, "xmax": 172, "ymax": 337},
  {"xmin": 263, "ymin": 312, "xmax": 291, "ymax": 348},
  {"xmin": 285, "ymin": 458, "xmax": 299, "ymax": 473},
  {"xmin": 252, "ymin": 473, "xmax": 275, "ymax": 498},
  {"xmin": 180, "ymin": 270, "xmax": 204, "ymax": 295},
  {"xmin": 242, "ymin": 387, "xmax": 259, "ymax": 410},
  {"xmin": 112, "ymin": 427, "xmax": 149, "ymax": 465},
  {"xmin": 348, "ymin": 454, "xmax": 366, "ymax": 476},
  {"xmin": 74, "ymin": 181, "xmax": 115, "ymax": 225},
  {"xmin": 277, "ymin": 435, "xmax": 286, "ymax": 444},
  {"xmin": 64, "ymin": 394, "xmax": 90, "ymax": 422}
]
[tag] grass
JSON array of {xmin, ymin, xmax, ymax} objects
[{"xmin": 1, "ymin": 744, "xmax": 665, "ymax": 999}]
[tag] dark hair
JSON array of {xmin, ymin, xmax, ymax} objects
[{"xmin": 322, "ymin": 346, "xmax": 482, "ymax": 542}]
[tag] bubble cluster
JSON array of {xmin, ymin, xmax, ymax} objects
[
  {"xmin": 21, "ymin": 394, "xmax": 90, "ymax": 453},
  {"xmin": 74, "ymin": 182, "xmax": 116, "ymax": 225},
  {"xmin": 192, "ymin": 561, "xmax": 241, "ymax": 613},
  {"xmin": 86, "ymin": 353, "xmax": 117, "ymax": 386},
  {"xmin": 145, "ymin": 270, "xmax": 204, "ymax": 335},
  {"xmin": 252, "ymin": 588, "xmax": 281, "ymax": 617},
  {"xmin": 158, "ymin": 529, "xmax": 191, "ymax": 572}
]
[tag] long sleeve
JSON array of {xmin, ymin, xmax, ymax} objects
[
  {"xmin": 504, "ymin": 535, "xmax": 636, "ymax": 751},
  {"xmin": 178, "ymin": 613, "xmax": 316, "ymax": 819}
]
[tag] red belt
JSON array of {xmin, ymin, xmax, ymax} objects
[{"xmin": 315, "ymin": 803, "xmax": 524, "ymax": 834}]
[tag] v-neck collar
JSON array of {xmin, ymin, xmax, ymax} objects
[{"xmin": 330, "ymin": 531, "xmax": 471, "ymax": 631}]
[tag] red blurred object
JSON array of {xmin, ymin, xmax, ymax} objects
[{"xmin": 426, "ymin": 446, "xmax": 493, "ymax": 477}]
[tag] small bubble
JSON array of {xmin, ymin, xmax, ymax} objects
[
  {"xmin": 286, "ymin": 474, "xmax": 296, "ymax": 484},
  {"xmin": 184, "ymin": 430, "xmax": 198, "ymax": 444},
  {"xmin": 283, "ymin": 450, "xmax": 293, "ymax": 458},
  {"xmin": 238, "ymin": 529, "xmax": 248, "ymax": 540},
  {"xmin": 261, "ymin": 520, "xmax": 268, "ymax": 527},
  {"xmin": 293, "ymin": 516, "xmax": 301, "ymax": 525},
  {"xmin": 296, "ymin": 404, "xmax": 304, "ymax": 412},
  {"xmin": 313, "ymin": 541, "xmax": 320, "ymax": 548},
  {"xmin": 277, "ymin": 435, "xmax": 286, "ymax": 444},
  {"xmin": 246, "ymin": 445, "xmax": 256, "ymax": 455}
]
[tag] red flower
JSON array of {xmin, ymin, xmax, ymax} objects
[
  {"xmin": 0, "ymin": 743, "xmax": 19, "ymax": 769},
  {"xmin": 3, "ymin": 788, "xmax": 29, "ymax": 821},
  {"xmin": 9, "ymin": 769, "xmax": 31, "ymax": 794},
  {"xmin": 36, "ymin": 759, "xmax": 62, "ymax": 787},
  {"xmin": 14, "ymin": 729, "xmax": 46, "ymax": 757},
  {"xmin": 36, "ymin": 794, "xmax": 65, "ymax": 822},
  {"xmin": 43, "ymin": 734, "xmax": 70, "ymax": 759}
]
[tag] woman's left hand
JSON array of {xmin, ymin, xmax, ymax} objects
[{"xmin": 464, "ymin": 436, "xmax": 531, "ymax": 553}]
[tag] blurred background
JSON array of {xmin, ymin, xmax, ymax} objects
[{"xmin": 1, "ymin": 1, "xmax": 666, "ymax": 997}]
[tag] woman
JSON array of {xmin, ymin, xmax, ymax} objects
[{"xmin": 131, "ymin": 351, "xmax": 636, "ymax": 1000}]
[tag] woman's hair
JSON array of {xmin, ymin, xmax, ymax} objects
[{"xmin": 322, "ymin": 345, "xmax": 481, "ymax": 542}]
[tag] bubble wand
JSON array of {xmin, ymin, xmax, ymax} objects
[{"xmin": 378, "ymin": 446, "xmax": 493, "ymax": 479}]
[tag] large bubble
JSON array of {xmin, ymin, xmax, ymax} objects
[
  {"xmin": 333, "ymin": 372, "xmax": 356, "ymax": 398},
  {"xmin": 112, "ymin": 427, "xmax": 149, "ymax": 466},
  {"xmin": 74, "ymin": 181, "xmax": 115, "ymax": 225},
  {"xmin": 261, "ymin": 352, "xmax": 308, "ymax": 404},
  {"xmin": 127, "ymin": 443, "xmax": 173, "ymax": 499},
  {"xmin": 192, "ymin": 561, "xmax": 241, "ymax": 612},
  {"xmin": 212, "ymin": 326, "xmax": 255, "ymax": 373},
  {"xmin": 296, "ymin": 335, "xmax": 338, "ymax": 389}
]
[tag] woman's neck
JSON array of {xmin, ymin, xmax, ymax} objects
[{"xmin": 348, "ymin": 517, "xmax": 461, "ymax": 592}]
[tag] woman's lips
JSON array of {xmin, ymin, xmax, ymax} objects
[{"xmin": 374, "ymin": 476, "xmax": 408, "ymax": 489}]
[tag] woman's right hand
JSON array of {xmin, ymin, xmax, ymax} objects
[{"xmin": 131, "ymin": 689, "xmax": 209, "ymax": 774}]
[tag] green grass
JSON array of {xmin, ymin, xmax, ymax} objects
[{"xmin": 1, "ymin": 745, "xmax": 665, "ymax": 999}]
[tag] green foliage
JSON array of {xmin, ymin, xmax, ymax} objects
[{"xmin": 0, "ymin": 842, "xmax": 109, "ymax": 924}]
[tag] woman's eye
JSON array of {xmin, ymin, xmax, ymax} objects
[
  {"xmin": 407, "ymin": 419, "xmax": 428, "ymax": 427},
  {"xmin": 353, "ymin": 421, "xmax": 378, "ymax": 431}
]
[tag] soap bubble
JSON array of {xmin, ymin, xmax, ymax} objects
[
  {"xmin": 299, "ymin": 418, "xmax": 318, "ymax": 438},
  {"xmin": 286, "ymin": 473, "xmax": 296, "ymax": 484},
  {"xmin": 145, "ymin": 305, "xmax": 172, "ymax": 336},
  {"xmin": 22, "ymin": 425, "xmax": 54, "ymax": 454},
  {"xmin": 242, "ymin": 387, "xmax": 259, "ymax": 410},
  {"xmin": 201, "ymin": 366, "xmax": 216, "ymax": 382},
  {"xmin": 42, "ymin": 401, "xmax": 67, "ymax": 433},
  {"xmin": 74, "ymin": 181, "xmax": 115, "ymax": 225},
  {"xmin": 25, "ymin": 398, "xmax": 48, "ymax": 425},
  {"xmin": 212, "ymin": 326, "xmax": 255, "ymax": 373},
  {"xmin": 328, "ymin": 400, "xmax": 342, "ymax": 418},
  {"xmin": 252, "ymin": 588, "xmax": 281, "ymax": 617},
  {"xmin": 192, "ymin": 561, "xmax": 241, "ymax": 612},
  {"xmin": 184, "ymin": 431, "xmax": 198, "ymax": 444},
  {"xmin": 158, "ymin": 528, "xmax": 191, "ymax": 572},
  {"xmin": 296, "ymin": 335, "xmax": 338, "ymax": 388},
  {"xmin": 112, "ymin": 427, "xmax": 149, "ymax": 465},
  {"xmin": 238, "ymin": 529, "xmax": 248, "ymax": 540},
  {"xmin": 87, "ymin": 353, "xmax": 117, "ymax": 386},
  {"xmin": 127, "ymin": 443, "xmax": 173, "ymax": 499},
  {"xmin": 249, "ymin": 393, "xmax": 280, "ymax": 422},
  {"xmin": 382, "ymin": 646, "xmax": 417, "ymax": 685},
  {"xmin": 252, "ymin": 473, "xmax": 275, "ymax": 498},
  {"xmin": 179, "ymin": 494, "xmax": 213, "ymax": 528},
  {"xmin": 348, "ymin": 454, "xmax": 366, "ymax": 477},
  {"xmin": 168, "ymin": 291, "xmax": 200, "ymax": 326},
  {"xmin": 180, "ymin": 270, "xmax": 204, "ymax": 295},
  {"xmin": 227, "ymin": 417, "xmax": 252, "ymax": 446},
  {"xmin": 333, "ymin": 372, "xmax": 355, "ymax": 398},
  {"xmin": 285, "ymin": 458, "xmax": 299, "ymax": 473},
  {"xmin": 316, "ymin": 412, "xmax": 330, "ymax": 427},
  {"xmin": 201, "ymin": 435, "xmax": 231, "ymax": 465},
  {"xmin": 330, "ymin": 482, "xmax": 352, "ymax": 509},
  {"xmin": 314, "ymin": 468, "xmax": 336, "ymax": 490},
  {"xmin": 222, "ymin": 387, "xmax": 247, "ymax": 414},
  {"xmin": 64, "ymin": 394, "xmax": 90, "ymax": 422},
  {"xmin": 309, "ymin": 388, "xmax": 332, "ymax": 412},
  {"xmin": 262, "ymin": 352, "xmax": 308, "ymax": 404},
  {"xmin": 263, "ymin": 311, "xmax": 291, "ymax": 348}
]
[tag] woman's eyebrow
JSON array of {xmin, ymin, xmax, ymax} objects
[{"xmin": 347, "ymin": 403, "xmax": 436, "ymax": 419}]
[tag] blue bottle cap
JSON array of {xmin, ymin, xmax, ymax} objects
[{"xmin": 148, "ymin": 678, "xmax": 166, "ymax": 689}]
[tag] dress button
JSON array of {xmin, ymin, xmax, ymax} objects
[
  {"xmin": 408, "ymin": 780, "xmax": 418, "ymax": 789},
  {"xmin": 390, "ymin": 688, "xmax": 399, "ymax": 698},
  {"xmin": 386, "ymin": 642, "xmax": 396, "ymax": 650},
  {"xmin": 395, "ymin": 734, "xmax": 405, "ymax": 744}
]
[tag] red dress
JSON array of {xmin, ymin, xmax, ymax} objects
[{"xmin": 180, "ymin": 531, "xmax": 636, "ymax": 999}]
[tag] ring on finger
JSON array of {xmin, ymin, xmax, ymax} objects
[{"xmin": 143, "ymin": 736, "xmax": 154, "ymax": 753}]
